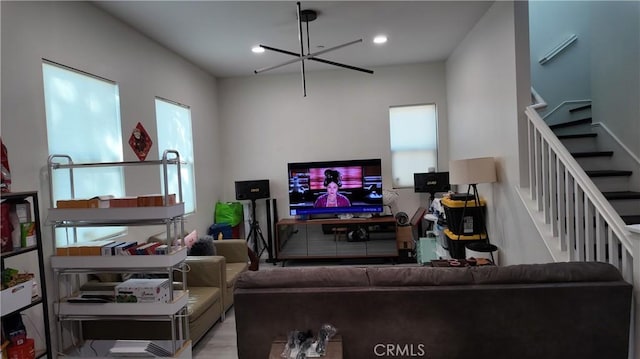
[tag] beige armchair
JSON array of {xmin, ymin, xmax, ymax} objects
[{"xmin": 211, "ymin": 239, "xmax": 249, "ymax": 316}]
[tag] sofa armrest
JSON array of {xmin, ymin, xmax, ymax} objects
[
  {"xmin": 185, "ymin": 255, "xmax": 225, "ymax": 288},
  {"xmin": 213, "ymin": 239, "xmax": 248, "ymax": 264}
]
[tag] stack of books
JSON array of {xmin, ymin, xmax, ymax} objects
[{"xmin": 56, "ymin": 241, "xmax": 170, "ymax": 256}]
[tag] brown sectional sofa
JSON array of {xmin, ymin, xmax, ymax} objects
[
  {"xmin": 234, "ymin": 262, "xmax": 632, "ymax": 359},
  {"xmin": 81, "ymin": 239, "xmax": 248, "ymax": 345}
]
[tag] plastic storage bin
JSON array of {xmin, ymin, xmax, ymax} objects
[
  {"xmin": 1, "ymin": 279, "xmax": 34, "ymax": 314},
  {"xmin": 443, "ymin": 228, "xmax": 487, "ymax": 259},
  {"xmin": 441, "ymin": 196, "xmax": 486, "ymax": 235}
]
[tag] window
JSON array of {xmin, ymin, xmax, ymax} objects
[
  {"xmin": 155, "ymin": 98, "xmax": 196, "ymax": 214},
  {"xmin": 42, "ymin": 61, "xmax": 125, "ymax": 244},
  {"xmin": 389, "ymin": 104, "xmax": 438, "ymax": 188}
]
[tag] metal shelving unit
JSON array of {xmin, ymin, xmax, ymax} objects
[
  {"xmin": 46, "ymin": 151, "xmax": 190, "ymax": 358},
  {"xmin": 1, "ymin": 191, "xmax": 53, "ymax": 358}
]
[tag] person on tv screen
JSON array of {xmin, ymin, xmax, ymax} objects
[{"xmin": 314, "ymin": 169, "xmax": 351, "ymax": 208}]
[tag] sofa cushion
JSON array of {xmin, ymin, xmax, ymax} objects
[
  {"xmin": 470, "ymin": 261, "xmax": 624, "ymax": 284},
  {"xmin": 226, "ymin": 262, "xmax": 249, "ymax": 289},
  {"xmin": 236, "ymin": 267, "xmax": 370, "ymax": 289},
  {"xmin": 367, "ymin": 266, "xmax": 474, "ymax": 286},
  {"xmin": 187, "ymin": 286, "xmax": 221, "ymax": 322}
]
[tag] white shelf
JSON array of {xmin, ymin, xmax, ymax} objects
[
  {"xmin": 47, "ymin": 203, "xmax": 184, "ymax": 225},
  {"xmin": 48, "ymin": 153, "xmax": 189, "ymax": 358},
  {"xmin": 55, "ymin": 290, "xmax": 188, "ymax": 316},
  {"xmin": 51, "ymin": 247, "xmax": 187, "ymax": 270}
]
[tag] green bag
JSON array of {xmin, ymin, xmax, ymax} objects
[{"xmin": 214, "ymin": 201, "xmax": 243, "ymax": 227}]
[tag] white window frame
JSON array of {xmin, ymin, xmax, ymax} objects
[
  {"xmin": 154, "ymin": 97, "xmax": 196, "ymax": 214},
  {"xmin": 42, "ymin": 60, "xmax": 126, "ymax": 245},
  {"xmin": 389, "ymin": 104, "xmax": 438, "ymax": 188}
]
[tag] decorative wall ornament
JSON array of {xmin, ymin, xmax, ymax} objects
[{"xmin": 129, "ymin": 122, "xmax": 153, "ymax": 161}]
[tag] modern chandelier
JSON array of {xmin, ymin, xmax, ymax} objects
[{"xmin": 253, "ymin": 2, "xmax": 374, "ymax": 96}]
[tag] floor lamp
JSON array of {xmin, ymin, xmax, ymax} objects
[{"xmin": 448, "ymin": 157, "xmax": 497, "ymax": 263}]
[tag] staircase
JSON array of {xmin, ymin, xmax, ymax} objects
[
  {"xmin": 521, "ymin": 93, "xmax": 639, "ymax": 359},
  {"xmin": 550, "ymin": 104, "xmax": 640, "ymax": 226}
]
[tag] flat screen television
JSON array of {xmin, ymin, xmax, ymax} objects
[{"xmin": 287, "ymin": 158, "xmax": 384, "ymax": 217}]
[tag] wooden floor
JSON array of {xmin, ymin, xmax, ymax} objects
[{"xmin": 192, "ymin": 307, "xmax": 239, "ymax": 359}]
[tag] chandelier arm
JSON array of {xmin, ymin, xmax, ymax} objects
[
  {"xmin": 297, "ymin": 1, "xmax": 307, "ymax": 96},
  {"xmin": 254, "ymin": 54, "xmax": 305, "ymax": 74},
  {"xmin": 257, "ymin": 45, "xmax": 300, "ymax": 57},
  {"xmin": 308, "ymin": 39, "xmax": 363, "ymax": 58},
  {"xmin": 256, "ymin": 45, "xmax": 373, "ymax": 74},
  {"xmin": 254, "ymin": 39, "xmax": 365, "ymax": 74},
  {"xmin": 309, "ymin": 58, "xmax": 374, "ymax": 74},
  {"xmin": 306, "ymin": 20, "xmax": 311, "ymax": 56}
]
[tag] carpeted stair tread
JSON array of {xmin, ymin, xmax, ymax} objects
[
  {"xmin": 568, "ymin": 104, "xmax": 592, "ymax": 113},
  {"xmin": 571, "ymin": 151, "xmax": 613, "ymax": 158},
  {"xmin": 557, "ymin": 133, "xmax": 597, "ymax": 139},
  {"xmin": 549, "ymin": 117, "xmax": 592, "ymax": 130},
  {"xmin": 621, "ymin": 215, "xmax": 640, "ymax": 225},
  {"xmin": 585, "ymin": 170, "xmax": 633, "ymax": 177},
  {"xmin": 602, "ymin": 191, "xmax": 640, "ymax": 200}
]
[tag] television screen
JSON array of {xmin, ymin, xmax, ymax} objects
[{"xmin": 288, "ymin": 159, "xmax": 384, "ymax": 216}]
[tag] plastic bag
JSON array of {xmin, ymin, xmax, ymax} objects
[
  {"xmin": 214, "ymin": 201, "xmax": 243, "ymax": 227},
  {"xmin": 1, "ymin": 138, "xmax": 11, "ymax": 192}
]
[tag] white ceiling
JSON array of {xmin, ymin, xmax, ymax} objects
[{"xmin": 93, "ymin": 1, "xmax": 493, "ymax": 78}]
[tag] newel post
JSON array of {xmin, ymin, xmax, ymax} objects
[{"xmin": 627, "ymin": 226, "xmax": 640, "ymax": 359}]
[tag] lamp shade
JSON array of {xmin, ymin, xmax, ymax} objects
[{"xmin": 449, "ymin": 157, "xmax": 497, "ymax": 185}]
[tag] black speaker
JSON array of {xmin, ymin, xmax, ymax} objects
[
  {"xmin": 414, "ymin": 172, "xmax": 451, "ymax": 193},
  {"xmin": 235, "ymin": 179, "xmax": 270, "ymax": 200}
]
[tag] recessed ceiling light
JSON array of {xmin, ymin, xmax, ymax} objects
[
  {"xmin": 252, "ymin": 46, "xmax": 265, "ymax": 54},
  {"xmin": 373, "ymin": 35, "xmax": 388, "ymax": 44}
]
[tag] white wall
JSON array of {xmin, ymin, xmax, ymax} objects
[
  {"xmin": 529, "ymin": 1, "xmax": 591, "ymax": 125},
  {"xmin": 590, "ymin": 1, "xmax": 640, "ymax": 158},
  {"xmin": 1, "ymin": 1, "xmax": 221, "ymax": 238},
  {"xmin": 529, "ymin": 1, "xmax": 639, "ymax": 158},
  {"xmin": 1, "ymin": 3, "xmax": 221, "ymax": 343},
  {"xmin": 446, "ymin": 1, "xmax": 552, "ymax": 265},
  {"xmin": 218, "ymin": 63, "xmax": 449, "ymax": 227}
]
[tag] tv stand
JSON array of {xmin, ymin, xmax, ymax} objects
[{"xmin": 275, "ymin": 216, "xmax": 399, "ymax": 263}]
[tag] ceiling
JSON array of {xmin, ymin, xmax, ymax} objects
[{"xmin": 93, "ymin": 1, "xmax": 493, "ymax": 78}]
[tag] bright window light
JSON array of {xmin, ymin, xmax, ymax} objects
[
  {"xmin": 389, "ymin": 104, "xmax": 438, "ymax": 188},
  {"xmin": 155, "ymin": 98, "xmax": 196, "ymax": 214},
  {"xmin": 42, "ymin": 61, "xmax": 126, "ymax": 244}
]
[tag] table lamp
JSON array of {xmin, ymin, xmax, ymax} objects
[{"xmin": 448, "ymin": 157, "xmax": 497, "ymax": 262}]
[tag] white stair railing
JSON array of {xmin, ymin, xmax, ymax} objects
[{"xmin": 524, "ymin": 92, "xmax": 639, "ymax": 359}]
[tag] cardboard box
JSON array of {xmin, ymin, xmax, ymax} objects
[
  {"xmin": 1, "ymin": 280, "xmax": 34, "ymax": 314},
  {"xmin": 115, "ymin": 278, "xmax": 170, "ymax": 303},
  {"xmin": 56, "ymin": 198, "xmax": 100, "ymax": 209},
  {"xmin": 396, "ymin": 225, "xmax": 414, "ymax": 250},
  {"xmin": 109, "ymin": 196, "xmax": 139, "ymax": 208},
  {"xmin": 13, "ymin": 201, "xmax": 31, "ymax": 222},
  {"xmin": 20, "ymin": 222, "xmax": 36, "ymax": 247},
  {"xmin": 137, "ymin": 194, "xmax": 176, "ymax": 207},
  {"xmin": 91, "ymin": 195, "xmax": 113, "ymax": 208},
  {"xmin": 55, "ymin": 240, "xmax": 115, "ymax": 256}
]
